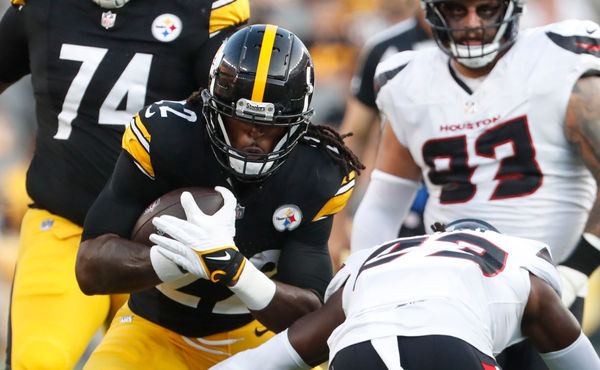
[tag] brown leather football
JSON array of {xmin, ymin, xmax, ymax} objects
[{"xmin": 131, "ymin": 187, "xmax": 224, "ymax": 246}]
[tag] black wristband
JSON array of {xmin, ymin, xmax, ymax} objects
[
  {"xmin": 200, "ymin": 247, "xmax": 245, "ymax": 284},
  {"xmin": 562, "ymin": 235, "xmax": 600, "ymax": 276}
]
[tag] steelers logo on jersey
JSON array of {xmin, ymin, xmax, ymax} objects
[
  {"xmin": 151, "ymin": 14, "xmax": 183, "ymax": 42},
  {"xmin": 272, "ymin": 205, "xmax": 302, "ymax": 232}
]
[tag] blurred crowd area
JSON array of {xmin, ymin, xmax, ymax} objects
[{"xmin": 0, "ymin": 0, "xmax": 599, "ymax": 362}]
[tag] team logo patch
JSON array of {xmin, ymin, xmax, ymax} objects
[
  {"xmin": 464, "ymin": 101, "xmax": 476, "ymax": 114},
  {"xmin": 272, "ymin": 205, "xmax": 302, "ymax": 232},
  {"xmin": 101, "ymin": 11, "xmax": 116, "ymax": 30},
  {"xmin": 151, "ymin": 14, "xmax": 182, "ymax": 42},
  {"xmin": 254, "ymin": 327, "xmax": 269, "ymax": 337}
]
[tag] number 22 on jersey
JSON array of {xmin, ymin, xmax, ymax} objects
[{"xmin": 55, "ymin": 43, "xmax": 152, "ymax": 140}]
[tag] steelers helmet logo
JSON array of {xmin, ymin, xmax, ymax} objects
[
  {"xmin": 272, "ymin": 205, "xmax": 302, "ymax": 232},
  {"xmin": 151, "ymin": 14, "xmax": 182, "ymax": 42}
]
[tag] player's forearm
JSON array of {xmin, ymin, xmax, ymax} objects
[
  {"xmin": 557, "ymin": 172, "xmax": 600, "ymax": 308},
  {"xmin": 562, "ymin": 75, "xmax": 600, "ymax": 275},
  {"xmin": 351, "ymin": 169, "xmax": 420, "ymax": 251},
  {"xmin": 248, "ymin": 281, "xmax": 323, "ymax": 333},
  {"xmin": 560, "ymin": 200, "xmax": 600, "ymax": 278},
  {"xmin": 288, "ymin": 287, "xmax": 345, "ymax": 366},
  {"xmin": 76, "ymin": 233, "xmax": 162, "ymax": 294},
  {"xmin": 582, "ymin": 194, "xmax": 600, "ymax": 256},
  {"xmin": 539, "ymin": 331, "xmax": 600, "ymax": 370}
]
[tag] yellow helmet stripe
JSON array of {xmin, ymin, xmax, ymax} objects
[{"xmin": 251, "ymin": 24, "xmax": 278, "ymax": 102}]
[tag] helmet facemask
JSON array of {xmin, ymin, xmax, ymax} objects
[
  {"xmin": 422, "ymin": 0, "xmax": 525, "ymax": 68},
  {"xmin": 202, "ymin": 89, "xmax": 312, "ymax": 181}
]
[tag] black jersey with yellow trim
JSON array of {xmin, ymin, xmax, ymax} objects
[
  {"xmin": 0, "ymin": 0, "xmax": 249, "ymax": 226},
  {"xmin": 84, "ymin": 99, "xmax": 354, "ymax": 336}
]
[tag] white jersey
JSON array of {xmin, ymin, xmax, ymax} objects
[
  {"xmin": 375, "ymin": 20, "xmax": 600, "ymax": 262},
  {"xmin": 325, "ymin": 230, "xmax": 561, "ymax": 360}
]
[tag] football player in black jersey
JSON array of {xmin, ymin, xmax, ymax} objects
[
  {"xmin": 0, "ymin": 0, "xmax": 249, "ymax": 368},
  {"xmin": 76, "ymin": 24, "xmax": 364, "ymax": 368}
]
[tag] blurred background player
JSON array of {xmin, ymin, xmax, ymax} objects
[
  {"xmin": 0, "ymin": 0, "xmax": 249, "ymax": 368},
  {"xmin": 211, "ymin": 219, "xmax": 600, "ymax": 370},
  {"xmin": 328, "ymin": 0, "xmax": 435, "ymax": 268},
  {"xmin": 76, "ymin": 25, "xmax": 363, "ymax": 369},
  {"xmin": 351, "ymin": 0, "xmax": 600, "ymax": 368}
]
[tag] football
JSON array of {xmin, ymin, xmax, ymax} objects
[{"xmin": 130, "ymin": 187, "xmax": 224, "ymax": 246}]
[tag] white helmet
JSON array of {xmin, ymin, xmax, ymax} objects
[{"xmin": 421, "ymin": 0, "xmax": 526, "ymax": 68}]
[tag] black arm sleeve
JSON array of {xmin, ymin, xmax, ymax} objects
[
  {"xmin": 81, "ymin": 152, "xmax": 170, "ymax": 240},
  {"xmin": 275, "ymin": 217, "xmax": 334, "ymax": 301},
  {"xmin": 0, "ymin": 5, "xmax": 30, "ymax": 83}
]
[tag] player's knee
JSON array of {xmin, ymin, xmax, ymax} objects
[{"xmin": 13, "ymin": 340, "xmax": 71, "ymax": 370}]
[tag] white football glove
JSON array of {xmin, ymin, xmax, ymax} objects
[{"xmin": 150, "ymin": 187, "xmax": 245, "ymax": 284}]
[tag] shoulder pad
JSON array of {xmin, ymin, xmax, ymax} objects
[
  {"xmin": 144, "ymin": 100, "xmax": 199, "ymax": 122},
  {"xmin": 312, "ymin": 170, "xmax": 356, "ymax": 222},
  {"xmin": 122, "ymin": 114, "xmax": 154, "ymax": 179},
  {"xmin": 498, "ymin": 234, "xmax": 563, "ymax": 296},
  {"xmin": 210, "ymin": 0, "xmax": 250, "ymax": 36},
  {"xmin": 373, "ymin": 50, "xmax": 414, "ymax": 96},
  {"xmin": 121, "ymin": 100, "xmax": 198, "ymax": 179},
  {"xmin": 545, "ymin": 20, "xmax": 600, "ymax": 57},
  {"xmin": 324, "ymin": 269, "xmax": 350, "ymax": 302},
  {"xmin": 324, "ymin": 248, "xmax": 371, "ymax": 301},
  {"xmin": 544, "ymin": 19, "xmax": 600, "ymax": 38},
  {"xmin": 375, "ymin": 49, "xmax": 415, "ymax": 77},
  {"xmin": 524, "ymin": 244, "xmax": 562, "ymax": 296},
  {"xmin": 286, "ymin": 139, "xmax": 357, "ymax": 223}
]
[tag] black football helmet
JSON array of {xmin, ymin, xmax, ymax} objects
[
  {"xmin": 445, "ymin": 218, "xmax": 500, "ymax": 233},
  {"xmin": 202, "ymin": 24, "xmax": 314, "ymax": 181},
  {"xmin": 421, "ymin": 0, "xmax": 526, "ymax": 68}
]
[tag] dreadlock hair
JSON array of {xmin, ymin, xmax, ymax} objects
[
  {"xmin": 186, "ymin": 89, "xmax": 365, "ymax": 176},
  {"xmin": 187, "ymin": 90, "xmax": 203, "ymax": 105},
  {"xmin": 304, "ymin": 124, "xmax": 365, "ymax": 176}
]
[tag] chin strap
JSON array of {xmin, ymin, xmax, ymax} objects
[{"xmin": 92, "ymin": 0, "xmax": 130, "ymax": 9}]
